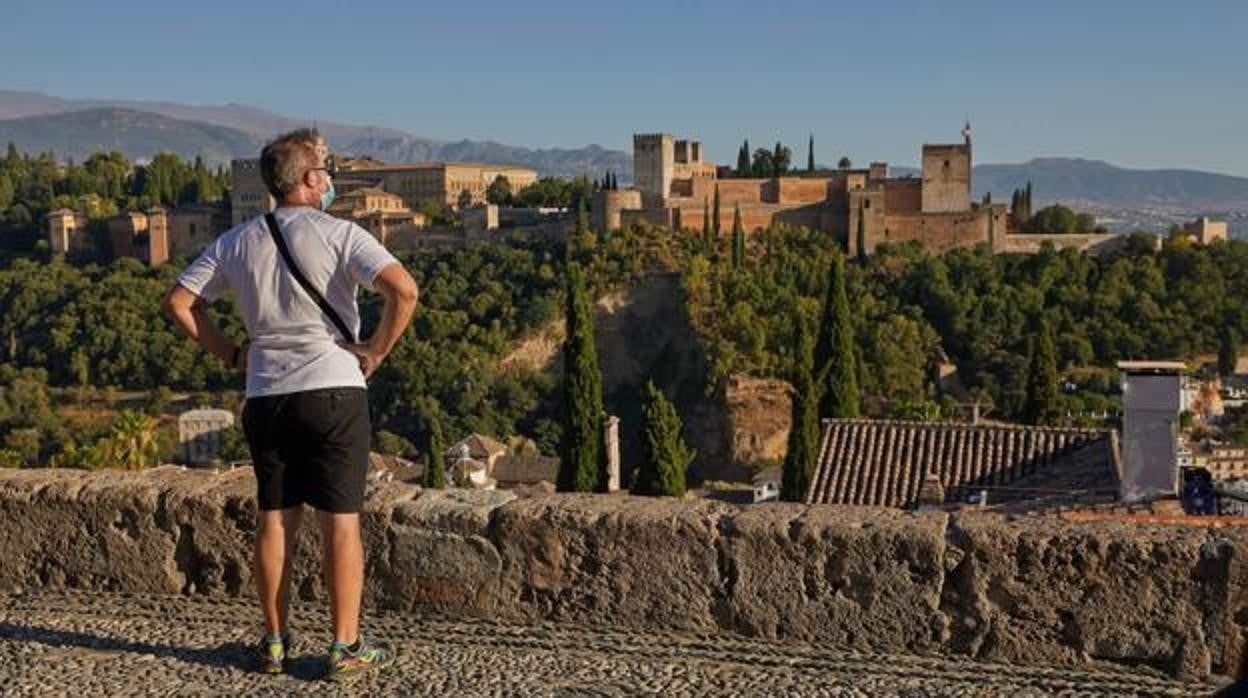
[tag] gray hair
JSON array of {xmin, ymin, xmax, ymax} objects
[{"xmin": 259, "ymin": 128, "xmax": 323, "ymax": 199}]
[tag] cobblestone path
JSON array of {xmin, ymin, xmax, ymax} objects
[{"xmin": 0, "ymin": 590, "xmax": 1229, "ymax": 697}]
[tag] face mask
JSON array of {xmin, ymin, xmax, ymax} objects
[{"xmin": 320, "ymin": 177, "xmax": 336, "ymax": 211}]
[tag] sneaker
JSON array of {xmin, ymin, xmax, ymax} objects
[
  {"xmin": 326, "ymin": 636, "xmax": 395, "ymax": 682},
  {"xmin": 255, "ymin": 631, "xmax": 293, "ymax": 674}
]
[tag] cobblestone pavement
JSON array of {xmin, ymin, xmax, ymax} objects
[{"xmin": 0, "ymin": 590, "xmax": 1229, "ymax": 697}]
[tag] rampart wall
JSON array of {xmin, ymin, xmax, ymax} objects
[{"xmin": 4, "ymin": 467, "xmax": 1242, "ymax": 681}]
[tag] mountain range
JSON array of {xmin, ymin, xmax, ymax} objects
[
  {"xmin": 1, "ymin": 89, "xmax": 1245, "ymax": 233},
  {"xmin": 0, "ymin": 89, "xmax": 630, "ymax": 178}
]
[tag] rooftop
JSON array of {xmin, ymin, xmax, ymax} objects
[
  {"xmin": 345, "ymin": 161, "xmax": 537, "ymax": 173},
  {"xmin": 806, "ymin": 419, "xmax": 1119, "ymax": 508},
  {"xmin": 1118, "ymin": 360, "xmax": 1187, "ymax": 373}
]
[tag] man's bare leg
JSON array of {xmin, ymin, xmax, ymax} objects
[
  {"xmin": 255, "ymin": 507, "xmax": 302, "ymax": 636},
  {"xmin": 318, "ymin": 511, "xmax": 363, "ymax": 644}
]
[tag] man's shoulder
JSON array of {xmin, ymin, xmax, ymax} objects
[{"xmin": 210, "ymin": 217, "xmax": 266, "ymax": 253}]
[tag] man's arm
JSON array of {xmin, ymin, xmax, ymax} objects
[
  {"xmin": 342, "ymin": 262, "xmax": 418, "ymax": 378},
  {"xmin": 162, "ymin": 284, "xmax": 246, "ymax": 371}
]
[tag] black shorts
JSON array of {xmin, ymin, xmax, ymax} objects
[{"xmin": 242, "ymin": 387, "xmax": 371, "ymax": 513}]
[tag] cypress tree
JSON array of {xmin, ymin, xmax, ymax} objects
[
  {"xmin": 1219, "ymin": 325, "xmax": 1238, "ymax": 377},
  {"xmin": 712, "ymin": 184, "xmax": 722, "ymax": 239},
  {"xmin": 421, "ymin": 409, "xmax": 447, "ymax": 489},
  {"xmin": 813, "ymin": 249, "xmax": 860, "ymax": 419},
  {"xmin": 855, "ymin": 203, "xmax": 867, "ymax": 261},
  {"xmin": 807, "ymin": 134, "xmax": 815, "ymax": 173},
  {"xmin": 632, "ymin": 381, "xmax": 694, "ymax": 497},
  {"xmin": 781, "ymin": 317, "xmax": 819, "ymax": 502},
  {"xmin": 702, "ymin": 196, "xmax": 711, "ymax": 246},
  {"xmin": 576, "ymin": 195, "xmax": 589, "ymax": 235},
  {"xmin": 738, "ymin": 140, "xmax": 751, "ymax": 175},
  {"xmin": 1022, "ymin": 319, "xmax": 1060, "ymax": 425},
  {"xmin": 557, "ymin": 263, "xmax": 606, "ymax": 492},
  {"xmin": 731, "ymin": 204, "xmax": 745, "ymax": 269}
]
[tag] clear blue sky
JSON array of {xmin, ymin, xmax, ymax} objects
[{"xmin": 3, "ymin": 0, "xmax": 1245, "ymax": 174}]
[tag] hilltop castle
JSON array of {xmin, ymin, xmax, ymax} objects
[{"xmin": 596, "ymin": 128, "xmax": 1121, "ymax": 255}]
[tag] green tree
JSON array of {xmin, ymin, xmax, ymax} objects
[
  {"xmin": 632, "ymin": 381, "xmax": 693, "ymax": 497},
  {"xmin": 421, "ymin": 410, "xmax": 447, "ymax": 489},
  {"xmin": 712, "ymin": 184, "xmax": 722, "ymax": 240},
  {"xmin": 731, "ymin": 204, "xmax": 745, "ymax": 269},
  {"xmin": 577, "ymin": 195, "xmax": 589, "ymax": 236},
  {"xmin": 0, "ymin": 172, "xmax": 13, "ymax": 212},
  {"xmin": 752, "ymin": 148, "xmax": 775, "ymax": 178},
  {"xmin": 772, "ymin": 142, "xmax": 792, "ymax": 177},
  {"xmin": 3, "ymin": 427, "xmax": 41, "ymax": 467},
  {"xmin": 557, "ymin": 263, "xmax": 605, "ymax": 492},
  {"xmin": 486, "ymin": 175, "xmax": 513, "ymax": 206},
  {"xmin": 1022, "ymin": 320, "xmax": 1061, "ymax": 425},
  {"xmin": 813, "ymin": 249, "xmax": 860, "ymax": 418},
  {"xmin": 807, "ymin": 135, "xmax": 815, "ymax": 173},
  {"xmin": 1220, "ymin": 325, "xmax": 1239, "ymax": 377},
  {"xmin": 702, "ymin": 196, "xmax": 711, "ymax": 246},
  {"xmin": 838, "ymin": 156, "xmax": 852, "ymax": 169},
  {"xmin": 375, "ymin": 429, "xmax": 414, "ymax": 456},
  {"xmin": 855, "ymin": 204, "xmax": 866, "ymax": 261},
  {"xmin": 737, "ymin": 140, "xmax": 751, "ymax": 175},
  {"xmin": 781, "ymin": 318, "xmax": 818, "ymax": 502},
  {"xmin": 97, "ymin": 411, "xmax": 160, "ymax": 470}
]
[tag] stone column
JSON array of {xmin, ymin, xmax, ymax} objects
[{"xmin": 604, "ymin": 414, "xmax": 621, "ymax": 492}]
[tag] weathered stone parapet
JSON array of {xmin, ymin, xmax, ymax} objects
[{"xmin": 0, "ymin": 467, "xmax": 1242, "ymax": 680}]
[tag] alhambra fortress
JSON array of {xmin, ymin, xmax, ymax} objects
[
  {"xmin": 47, "ymin": 125, "xmax": 1231, "ymax": 267},
  {"xmin": 595, "ymin": 127, "xmax": 1130, "ymax": 255}
]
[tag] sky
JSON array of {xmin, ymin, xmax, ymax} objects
[{"xmin": 2, "ymin": 0, "xmax": 1246, "ymax": 175}]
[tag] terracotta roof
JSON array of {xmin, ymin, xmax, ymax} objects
[
  {"xmin": 492, "ymin": 453, "xmax": 560, "ymax": 484},
  {"xmin": 445, "ymin": 433, "xmax": 508, "ymax": 462},
  {"xmin": 805, "ymin": 419, "xmax": 1120, "ymax": 508},
  {"xmin": 339, "ymin": 187, "xmax": 398, "ymax": 199}
]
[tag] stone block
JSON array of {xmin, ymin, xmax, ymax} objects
[
  {"xmin": 717, "ymin": 504, "xmax": 948, "ymax": 652},
  {"xmin": 946, "ymin": 513, "xmax": 1212, "ymax": 678},
  {"xmin": 490, "ymin": 494, "xmax": 732, "ymax": 631}
]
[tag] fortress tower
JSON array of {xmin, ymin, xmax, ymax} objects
[
  {"xmin": 920, "ymin": 124, "xmax": 972, "ymax": 213},
  {"xmin": 633, "ymin": 134, "xmax": 675, "ymax": 206}
]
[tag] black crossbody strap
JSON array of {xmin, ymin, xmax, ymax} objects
[{"xmin": 264, "ymin": 213, "xmax": 357, "ymax": 344}]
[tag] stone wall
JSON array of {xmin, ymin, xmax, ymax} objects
[
  {"xmin": 993, "ymin": 232, "xmax": 1130, "ymax": 255},
  {"xmin": 1, "ymin": 467, "xmax": 1244, "ymax": 680}
]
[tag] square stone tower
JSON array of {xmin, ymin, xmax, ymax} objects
[
  {"xmin": 230, "ymin": 159, "xmax": 275, "ymax": 226},
  {"xmin": 145, "ymin": 207, "xmax": 169, "ymax": 266},
  {"xmin": 633, "ymin": 134, "xmax": 675, "ymax": 205},
  {"xmin": 920, "ymin": 140, "xmax": 971, "ymax": 213}
]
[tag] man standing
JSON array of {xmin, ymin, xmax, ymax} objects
[{"xmin": 163, "ymin": 129, "xmax": 418, "ymax": 681}]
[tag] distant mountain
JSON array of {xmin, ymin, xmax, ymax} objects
[
  {"xmin": 973, "ymin": 158, "xmax": 1248, "ymax": 208},
  {"xmin": 0, "ymin": 89, "xmax": 630, "ymax": 178},
  {"xmin": 0, "ymin": 107, "xmax": 264, "ymax": 165}
]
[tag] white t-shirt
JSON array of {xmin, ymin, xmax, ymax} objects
[{"xmin": 177, "ymin": 206, "xmax": 399, "ymax": 398}]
